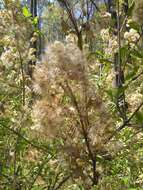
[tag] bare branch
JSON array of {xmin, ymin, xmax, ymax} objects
[
  {"xmin": 90, "ymin": 0, "xmax": 100, "ymax": 12},
  {"xmin": 0, "ymin": 123, "xmax": 49, "ymax": 153},
  {"xmin": 107, "ymin": 101, "xmax": 143, "ymax": 142},
  {"xmin": 54, "ymin": 175, "xmax": 71, "ymax": 190}
]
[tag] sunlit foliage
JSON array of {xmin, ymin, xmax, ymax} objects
[{"xmin": 0, "ymin": 0, "xmax": 143, "ymax": 189}]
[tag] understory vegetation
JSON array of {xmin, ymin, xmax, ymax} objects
[{"xmin": 0, "ymin": 0, "xmax": 143, "ymax": 189}]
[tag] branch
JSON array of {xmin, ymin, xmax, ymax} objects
[
  {"xmin": 59, "ymin": 81, "xmax": 97, "ymax": 185},
  {"xmin": 54, "ymin": 175, "xmax": 71, "ymax": 190},
  {"xmin": 117, "ymin": 101, "xmax": 143, "ymax": 132},
  {"xmin": 0, "ymin": 123, "xmax": 48, "ymax": 153},
  {"xmin": 57, "ymin": 0, "xmax": 79, "ymax": 34},
  {"xmin": 107, "ymin": 101, "xmax": 143, "ymax": 142},
  {"xmin": 90, "ymin": 0, "xmax": 100, "ymax": 12},
  {"xmin": 126, "ymin": 70, "xmax": 143, "ymax": 87},
  {"xmin": 28, "ymin": 158, "xmax": 50, "ymax": 190},
  {"xmin": 50, "ymin": 172, "xmax": 61, "ymax": 190}
]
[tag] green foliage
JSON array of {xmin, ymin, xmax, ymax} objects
[
  {"xmin": 0, "ymin": 0, "xmax": 143, "ymax": 189},
  {"xmin": 135, "ymin": 112, "xmax": 143, "ymax": 124},
  {"xmin": 22, "ymin": 6, "xmax": 31, "ymax": 17}
]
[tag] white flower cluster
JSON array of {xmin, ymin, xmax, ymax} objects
[
  {"xmin": 105, "ymin": 37, "xmax": 118, "ymax": 55},
  {"xmin": 1, "ymin": 47, "xmax": 18, "ymax": 67},
  {"xmin": 124, "ymin": 29, "xmax": 140, "ymax": 43},
  {"xmin": 127, "ymin": 90, "xmax": 143, "ymax": 112},
  {"xmin": 100, "ymin": 28, "xmax": 110, "ymax": 42},
  {"xmin": 100, "ymin": 28, "xmax": 118, "ymax": 55},
  {"xmin": 28, "ymin": 48, "xmax": 37, "ymax": 62}
]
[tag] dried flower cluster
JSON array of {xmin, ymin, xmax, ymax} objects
[
  {"xmin": 32, "ymin": 41, "xmax": 87, "ymax": 135},
  {"xmin": 32, "ymin": 40, "xmax": 115, "ymax": 185},
  {"xmin": 32, "ymin": 40, "xmax": 113, "ymax": 138},
  {"xmin": 1, "ymin": 0, "xmax": 143, "ymax": 189}
]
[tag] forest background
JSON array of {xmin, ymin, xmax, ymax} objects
[{"xmin": 0, "ymin": 0, "xmax": 143, "ymax": 189}]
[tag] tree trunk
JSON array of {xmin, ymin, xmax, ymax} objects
[
  {"xmin": 28, "ymin": 0, "xmax": 38, "ymax": 78},
  {"xmin": 108, "ymin": 0, "xmax": 127, "ymax": 121}
]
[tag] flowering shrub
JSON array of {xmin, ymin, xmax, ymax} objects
[
  {"xmin": 0, "ymin": 0, "xmax": 143, "ymax": 189},
  {"xmin": 31, "ymin": 40, "xmax": 116, "ymax": 187}
]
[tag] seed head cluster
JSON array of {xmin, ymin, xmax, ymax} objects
[{"xmin": 32, "ymin": 41, "xmax": 114, "ymax": 153}]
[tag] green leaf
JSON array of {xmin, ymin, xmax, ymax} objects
[
  {"xmin": 131, "ymin": 49, "xmax": 143, "ymax": 59},
  {"xmin": 33, "ymin": 16, "xmax": 38, "ymax": 25},
  {"xmin": 125, "ymin": 70, "xmax": 137, "ymax": 81},
  {"xmin": 127, "ymin": 1, "xmax": 135, "ymax": 16},
  {"xmin": 100, "ymin": 58, "xmax": 112, "ymax": 64},
  {"xmin": 22, "ymin": 6, "xmax": 31, "ymax": 17},
  {"xmin": 120, "ymin": 46, "xmax": 128, "ymax": 61},
  {"xmin": 122, "ymin": 176, "xmax": 130, "ymax": 185},
  {"xmin": 106, "ymin": 87, "xmax": 127, "ymax": 101},
  {"xmin": 128, "ymin": 21, "xmax": 140, "ymax": 32},
  {"xmin": 135, "ymin": 111, "xmax": 143, "ymax": 124}
]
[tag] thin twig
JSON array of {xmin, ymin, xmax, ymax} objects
[
  {"xmin": 28, "ymin": 158, "xmax": 51, "ymax": 190},
  {"xmin": 90, "ymin": 0, "xmax": 100, "ymax": 12},
  {"xmin": 54, "ymin": 175, "xmax": 71, "ymax": 190},
  {"xmin": 107, "ymin": 101, "xmax": 143, "ymax": 142},
  {"xmin": 0, "ymin": 123, "xmax": 48, "ymax": 153},
  {"xmin": 59, "ymin": 81, "xmax": 97, "ymax": 185},
  {"xmin": 126, "ymin": 70, "xmax": 143, "ymax": 87}
]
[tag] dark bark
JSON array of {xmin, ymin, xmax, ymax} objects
[
  {"xmin": 77, "ymin": 32, "xmax": 83, "ymax": 50},
  {"xmin": 90, "ymin": 0, "xmax": 100, "ymax": 12},
  {"xmin": 28, "ymin": 0, "xmax": 38, "ymax": 78},
  {"xmin": 123, "ymin": 0, "xmax": 129, "ymax": 14},
  {"xmin": 107, "ymin": 0, "xmax": 127, "ymax": 121},
  {"xmin": 108, "ymin": 0, "xmax": 117, "ymax": 30},
  {"xmin": 57, "ymin": 0, "xmax": 84, "ymax": 50},
  {"xmin": 30, "ymin": 0, "xmax": 37, "ymax": 17}
]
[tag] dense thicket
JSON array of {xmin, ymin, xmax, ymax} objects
[{"xmin": 0, "ymin": 0, "xmax": 143, "ymax": 189}]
